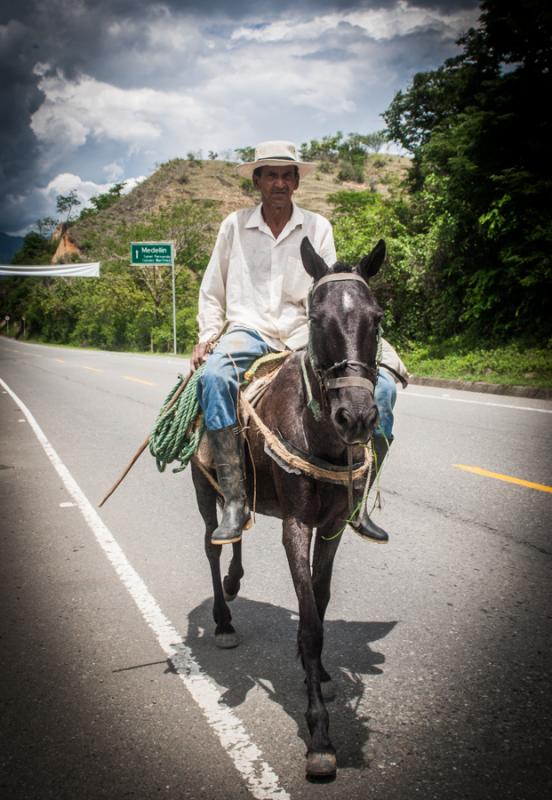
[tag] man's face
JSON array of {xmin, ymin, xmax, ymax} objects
[{"xmin": 253, "ymin": 165, "xmax": 299, "ymax": 210}]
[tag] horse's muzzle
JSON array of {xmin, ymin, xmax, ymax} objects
[{"xmin": 332, "ymin": 401, "xmax": 378, "ymax": 445}]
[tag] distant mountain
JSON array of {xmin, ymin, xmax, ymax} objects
[{"xmin": 0, "ymin": 232, "xmax": 24, "ymax": 263}]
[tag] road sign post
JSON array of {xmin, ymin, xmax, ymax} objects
[{"xmin": 130, "ymin": 242, "xmax": 177, "ymax": 354}]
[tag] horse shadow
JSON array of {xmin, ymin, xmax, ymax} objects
[{"xmin": 182, "ymin": 596, "xmax": 396, "ymax": 769}]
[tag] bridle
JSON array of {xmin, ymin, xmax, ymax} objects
[{"xmin": 302, "ymin": 272, "xmax": 381, "ymax": 421}]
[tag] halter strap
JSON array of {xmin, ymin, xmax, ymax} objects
[{"xmin": 310, "ymin": 272, "xmax": 368, "ymax": 298}]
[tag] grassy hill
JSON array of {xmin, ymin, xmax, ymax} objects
[
  {"xmin": 61, "ymin": 154, "xmax": 410, "ymax": 262},
  {"xmin": 23, "ymin": 152, "xmax": 412, "ymax": 354}
]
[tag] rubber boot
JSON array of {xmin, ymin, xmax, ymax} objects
[
  {"xmin": 208, "ymin": 425, "xmax": 251, "ymax": 545},
  {"xmin": 349, "ymin": 435, "xmax": 392, "ymax": 543}
]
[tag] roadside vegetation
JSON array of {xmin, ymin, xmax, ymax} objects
[{"xmin": 403, "ymin": 342, "xmax": 552, "ymax": 389}]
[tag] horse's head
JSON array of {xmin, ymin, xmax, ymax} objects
[{"xmin": 300, "ymin": 236, "xmax": 386, "ymax": 445}]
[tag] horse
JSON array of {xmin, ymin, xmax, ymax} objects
[{"xmin": 191, "ymin": 236, "xmax": 386, "ymax": 778}]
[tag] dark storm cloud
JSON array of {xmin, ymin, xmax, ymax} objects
[
  {"xmin": 0, "ymin": 0, "xmax": 482, "ymax": 20},
  {"xmin": 0, "ymin": 0, "xmax": 482, "ymax": 233}
]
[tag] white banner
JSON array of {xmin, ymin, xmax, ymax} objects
[{"xmin": 0, "ymin": 262, "xmax": 100, "ymax": 277}]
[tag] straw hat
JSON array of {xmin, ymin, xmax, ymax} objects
[{"xmin": 236, "ymin": 140, "xmax": 314, "ymax": 178}]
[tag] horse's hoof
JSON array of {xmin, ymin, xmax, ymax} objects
[
  {"xmin": 321, "ymin": 679, "xmax": 336, "ymax": 702},
  {"xmin": 215, "ymin": 631, "xmax": 240, "ymax": 649},
  {"xmin": 306, "ymin": 752, "xmax": 336, "ymax": 778}
]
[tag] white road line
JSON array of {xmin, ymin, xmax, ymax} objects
[
  {"xmin": 400, "ymin": 390, "xmax": 552, "ymax": 414},
  {"xmin": 0, "ymin": 376, "xmax": 289, "ymax": 800}
]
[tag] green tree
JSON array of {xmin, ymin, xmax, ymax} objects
[
  {"xmin": 382, "ymin": 0, "xmax": 552, "ymax": 343},
  {"xmin": 10, "ymin": 232, "xmax": 55, "ymax": 265},
  {"xmin": 234, "ymin": 146, "xmax": 255, "ymax": 162},
  {"xmin": 2, "ymin": 194, "xmax": 218, "ymax": 352},
  {"xmin": 79, "ymin": 182, "xmax": 126, "ymax": 219},
  {"xmin": 329, "ymin": 190, "xmax": 427, "ymax": 344},
  {"xmin": 56, "ymin": 190, "xmax": 81, "ymax": 222}
]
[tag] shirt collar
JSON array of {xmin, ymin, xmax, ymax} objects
[{"xmin": 245, "ymin": 203, "xmax": 304, "ymax": 240}]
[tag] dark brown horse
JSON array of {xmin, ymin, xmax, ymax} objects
[{"xmin": 191, "ymin": 236, "xmax": 386, "ymax": 777}]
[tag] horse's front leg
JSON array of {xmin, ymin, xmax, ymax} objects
[
  {"xmin": 191, "ymin": 463, "xmax": 239, "ymax": 649},
  {"xmin": 283, "ymin": 517, "xmax": 336, "ymax": 778},
  {"xmin": 311, "ymin": 521, "xmax": 343, "ymax": 699},
  {"xmin": 203, "ymin": 532, "xmax": 240, "ymax": 648},
  {"xmin": 222, "ymin": 540, "xmax": 244, "ymax": 602}
]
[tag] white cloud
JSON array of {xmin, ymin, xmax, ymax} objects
[
  {"xmin": 38, "ymin": 171, "xmax": 145, "ymax": 205},
  {"xmin": 121, "ymin": 175, "xmax": 146, "ymax": 194},
  {"xmin": 30, "ymin": 70, "xmax": 208, "ymax": 159},
  {"xmin": 39, "ymin": 172, "xmax": 112, "ymax": 205},
  {"xmin": 199, "ymin": 41, "xmax": 358, "ymax": 115},
  {"xmin": 103, "ymin": 161, "xmax": 125, "ymax": 181},
  {"xmin": 231, "ymin": 1, "xmax": 479, "ymax": 43}
]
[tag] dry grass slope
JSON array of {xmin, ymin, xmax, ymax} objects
[{"xmin": 64, "ymin": 155, "xmax": 410, "ymax": 259}]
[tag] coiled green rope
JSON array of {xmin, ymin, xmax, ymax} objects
[{"xmin": 149, "ymin": 366, "xmax": 206, "ymax": 473}]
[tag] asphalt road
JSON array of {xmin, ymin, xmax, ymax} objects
[{"xmin": 1, "ymin": 338, "xmax": 551, "ymax": 800}]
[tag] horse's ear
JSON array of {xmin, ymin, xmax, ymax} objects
[
  {"xmin": 358, "ymin": 239, "xmax": 386, "ymax": 280},
  {"xmin": 300, "ymin": 236, "xmax": 328, "ymax": 281}
]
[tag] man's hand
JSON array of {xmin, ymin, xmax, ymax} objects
[{"xmin": 191, "ymin": 341, "xmax": 210, "ymax": 372}]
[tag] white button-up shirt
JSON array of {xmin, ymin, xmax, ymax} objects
[{"xmin": 197, "ymin": 202, "xmax": 336, "ymax": 350}]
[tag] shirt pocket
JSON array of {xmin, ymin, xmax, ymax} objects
[{"xmin": 283, "ymin": 256, "xmax": 310, "ymax": 304}]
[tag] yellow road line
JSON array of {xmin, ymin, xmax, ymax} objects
[
  {"xmin": 454, "ymin": 464, "xmax": 552, "ymax": 494},
  {"xmin": 123, "ymin": 375, "xmax": 156, "ymax": 386},
  {"xmin": 82, "ymin": 365, "xmax": 103, "ymax": 373},
  {"xmin": 54, "ymin": 358, "xmax": 65, "ymax": 363}
]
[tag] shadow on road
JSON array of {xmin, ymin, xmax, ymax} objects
[{"xmin": 182, "ymin": 595, "xmax": 396, "ymax": 768}]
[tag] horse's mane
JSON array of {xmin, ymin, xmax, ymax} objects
[
  {"xmin": 327, "ymin": 259, "xmax": 379, "ymax": 305},
  {"xmin": 329, "ymin": 261, "xmax": 355, "ymax": 274}
]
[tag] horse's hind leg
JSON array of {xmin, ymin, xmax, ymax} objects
[
  {"xmin": 283, "ymin": 517, "xmax": 336, "ymax": 778},
  {"xmin": 223, "ymin": 540, "xmax": 244, "ymax": 602},
  {"xmin": 191, "ymin": 462, "xmax": 239, "ymax": 649}
]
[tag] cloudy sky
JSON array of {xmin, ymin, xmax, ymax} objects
[{"xmin": 1, "ymin": 0, "xmax": 481, "ymax": 235}]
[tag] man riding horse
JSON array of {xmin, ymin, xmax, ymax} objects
[{"xmin": 191, "ymin": 140, "xmax": 408, "ymax": 546}]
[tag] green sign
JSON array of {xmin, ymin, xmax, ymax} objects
[{"xmin": 130, "ymin": 241, "xmax": 174, "ymax": 266}]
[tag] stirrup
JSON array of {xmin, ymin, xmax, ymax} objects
[
  {"xmin": 211, "ymin": 514, "xmax": 252, "ymax": 545},
  {"xmin": 350, "ymin": 515, "xmax": 389, "ymax": 543}
]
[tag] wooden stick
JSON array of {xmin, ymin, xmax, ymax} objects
[
  {"xmin": 98, "ymin": 370, "xmax": 193, "ymax": 508},
  {"xmin": 98, "ymin": 434, "xmax": 151, "ymax": 507}
]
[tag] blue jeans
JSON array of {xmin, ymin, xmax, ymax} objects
[
  {"xmin": 197, "ymin": 327, "xmax": 397, "ymax": 437},
  {"xmin": 197, "ymin": 327, "xmax": 276, "ymax": 430},
  {"xmin": 374, "ymin": 367, "xmax": 396, "ymax": 441}
]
